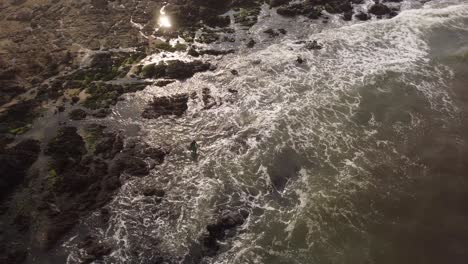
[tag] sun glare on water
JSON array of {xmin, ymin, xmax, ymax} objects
[{"xmin": 158, "ymin": 6, "xmax": 172, "ymax": 28}]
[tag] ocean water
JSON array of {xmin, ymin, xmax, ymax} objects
[{"xmin": 58, "ymin": 1, "xmax": 468, "ymax": 263}]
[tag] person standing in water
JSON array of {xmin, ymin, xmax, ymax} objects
[{"xmin": 189, "ymin": 140, "xmax": 199, "ymax": 160}]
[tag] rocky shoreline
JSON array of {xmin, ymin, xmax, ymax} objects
[{"xmin": 0, "ymin": 0, "xmax": 404, "ymax": 263}]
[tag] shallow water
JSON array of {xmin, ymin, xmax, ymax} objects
[{"xmin": 54, "ymin": 1, "xmax": 468, "ymax": 263}]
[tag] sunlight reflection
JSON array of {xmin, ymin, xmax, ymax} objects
[{"xmin": 158, "ymin": 6, "xmax": 172, "ymax": 28}]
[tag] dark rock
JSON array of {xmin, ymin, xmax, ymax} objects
[
  {"xmin": 233, "ymin": 5, "xmax": 261, "ymax": 28},
  {"xmin": 183, "ymin": 210, "xmax": 249, "ymax": 263},
  {"xmin": 112, "ymin": 155, "xmax": 149, "ymax": 177},
  {"xmin": 0, "ymin": 134, "xmax": 13, "ymax": 150},
  {"xmin": 100, "ymin": 207, "xmax": 110, "ymax": 223},
  {"xmin": 296, "ymin": 56, "xmax": 304, "ymax": 64},
  {"xmin": 355, "ymin": 11, "xmax": 371, "ymax": 20},
  {"xmin": 0, "ymin": 139, "xmax": 41, "ymax": 201},
  {"xmin": 83, "ymin": 82, "xmax": 148, "ymax": 110},
  {"xmin": 140, "ymin": 60, "xmax": 211, "ymax": 80},
  {"xmin": 246, "ymin": 38, "xmax": 256, "ymax": 48},
  {"xmin": 45, "ymin": 127, "xmax": 86, "ymax": 173},
  {"xmin": 0, "ymin": 100, "xmax": 38, "ymax": 135},
  {"xmin": 78, "ymin": 235, "xmax": 112, "ymax": 263},
  {"xmin": 89, "ymin": 52, "xmax": 113, "ymax": 70},
  {"xmin": 188, "ymin": 48, "xmax": 235, "ymax": 57},
  {"xmin": 228, "ymin": 88, "xmax": 238, "ymax": 94},
  {"xmin": 141, "ymin": 147, "xmax": 167, "ymax": 164},
  {"xmin": 139, "ymin": 63, "xmax": 165, "ymax": 79},
  {"xmin": 187, "ymin": 48, "xmax": 200, "ymax": 57},
  {"xmin": 268, "ymin": 147, "xmax": 302, "ymax": 191},
  {"xmin": 343, "ymin": 10, "xmax": 353, "ymax": 21},
  {"xmin": 220, "ymin": 211, "xmax": 246, "ymax": 229},
  {"xmin": 388, "ymin": 9, "xmax": 399, "ymax": 18},
  {"xmin": 264, "ymin": 28, "xmax": 279, "ymax": 38},
  {"xmin": 324, "ymin": 1, "xmax": 352, "ymax": 14},
  {"xmin": 201, "ymin": 49, "xmax": 235, "ymax": 56},
  {"xmin": 276, "ymin": 0, "xmax": 358, "ymax": 19},
  {"xmin": 0, "ymin": 80, "xmax": 25, "ymax": 106},
  {"xmin": 304, "ymin": 40, "xmax": 323, "ymax": 50},
  {"xmin": 276, "ymin": 3, "xmax": 303, "ymax": 17},
  {"xmin": 71, "ymin": 96, "xmax": 80, "ymax": 104},
  {"xmin": 0, "ymin": 243, "xmax": 27, "ymax": 264},
  {"xmin": 142, "ymin": 188, "xmax": 165, "ymax": 197},
  {"xmin": 204, "ymin": 15, "xmax": 231, "ymax": 28},
  {"xmin": 155, "ymin": 80, "xmax": 175, "ymax": 87},
  {"xmin": 230, "ymin": 69, "xmax": 239, "ymax": 75},
  {"xmin": 94, "ymin": 132, "xmax": 124, "ymax": 159},
  {"xmin": 57, "ymin": 105, "xmax": 65, "ymax": 113},
  {"xmin": 142, "ymin": 94, "xmax": 189, "ymax": 119},
  {"xmin": 0, "ymin": 68, "xmax": 16, "ymax": 80},
  {"xmin": 202, "ymin": 88, "xmax": 216, "ymax": 110},
  {"xmin": 40, "ymin": 211, "xmax": 80, "ymax": 249},
  {"xmin": 92, "ymin": 108, "xmax": 112, "ymax": 118},
  {"xmin": 369, "ymin": 3, "xmax": 391, "ymax": 16},
  {"xmin": 277, "ymin": 3, "xmax": 322, "ymax": 19},
  {"xmin": 270, "ymin": 0, "xmax": 291, "ymax": 7},
  {"xmin": 165, "ymin": 60, "xmax": 211, "ymax": 79},
  {"xmin": 35, "ymin": 124, "xmax": 127, "ymax": 248},
  {"xmin": 165, "ymin": 1, "xmax": 234, "ymax": 29},
  {"xmin": 68, "ymin": 109, "xmax": 88, "ymax": 120}
]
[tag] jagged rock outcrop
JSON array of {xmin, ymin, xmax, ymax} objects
[
  {"xmin": 139, "ymin": 60, "xmax": 212, "ymax": 79},
  {"xmin": 142, "ymin": 94, "xmax": 190, "ymax": 119}
]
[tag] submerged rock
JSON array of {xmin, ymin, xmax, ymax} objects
[
  {"xmin": 142, "ymin": 188, "xmax": 165, "ymax": 197},
  {"xmin": 142, "ymin": 94, "xmax": 189, "ymax": 119},
  {"xmin": 183, "ymin": 209, "xmax": 249, "ymax": 263},
  {"xmin": 78, "ymin": 235, "xmax": 112, "ymax": 264},
  {"xmin": 268, "ymin": 147, "xmax": 302, "ymax": 191}
]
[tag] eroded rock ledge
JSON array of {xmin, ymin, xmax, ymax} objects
[{"xmin": 142, "ymin": 94, "xmax": 190, "ymax": 119}]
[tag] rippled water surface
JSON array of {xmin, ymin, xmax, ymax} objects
[{"xmin": 60, "ymin": 1, "xmax": 468, "ymax": 263}]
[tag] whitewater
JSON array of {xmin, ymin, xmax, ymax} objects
[{"xmin": 59, "ymin": 1, "xmax": 468, "ymax": 263}]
